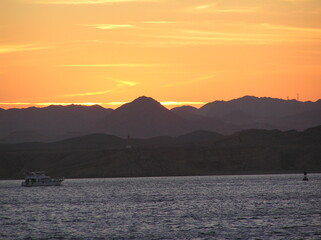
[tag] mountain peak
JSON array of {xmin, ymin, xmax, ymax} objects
[
  {"xmin": 104, "ymin": 96, "xmax": 193, "ymax": 138},
  {"xmin": 238, "ymin": 95, "xmax": 258, "ymax": 101},
  {"xmin": 116, "ymin": 96, "xmax": 163, "ymax": 111},
  {"xmin": 171, "ymin": 105, "xmax": 198, "ymax": 113},
  {"xmin": 132, "ymin": 96, "xmax": 160, "ymax": 105}
]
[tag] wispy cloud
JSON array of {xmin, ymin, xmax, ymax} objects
[
  {"xmin": 195, "ymin": 5, "xmax": 211, "ymax": 10},
  {"xmin": 0, "ymin": 102, "xmax": 34, "ymax": 106},
  {"xmin": 81, "ymin": 24, "xmax": 135, "ymax": 30},
  {"xmin": 148, "ymin": 22, "xmax": 321, "ymax": 46},
  {"xmin": 193, "ymin": 4, "xmax": 258, "ymax": 13},
  {"xmin": 84, "ymin": 20, "xmax": 321, "ymax": 47},
  {"xmin": 279, "ymin": 0, "xmax": 315, "ymax": 2},
  {"xmin": 81, "ymin": 22, "xmax": 175, "ymax": 31},
  {"xmin": 37, "ymin": 102, "xmax": 102, "ymax": 106},
  {"xmin": 155, "ymin": 30, "xmax": 271, "ymax": 45},
  {"xmin": 261, "ymin": 23, "xmax": 321, "ymax": 33},
  {"xmin": 63, "ymin": 90, "xmax": 111, "ymax": 97},
  {"xmin": 211, "ymin": 8, "xmax": 258, "ymax": 13},
  {"xmin": 0, "ymin": 44, "xmax": 53, "ymax": 54},
  {"xmin": 116, "ymin": 80, "xmax": 138, "ymax": 87},
  {"xmin": 33, "ymin": 0, "xmax": 158, "ymax": 4},
  {"xmin": 143, "ymin": 21, "xmax": 174, "ymax": 24},
  {"xmin": 59, "ymin": 63, "xmax": 171, "ymax": 67},
  {"xmin": 0, "ymin": 102, "xmax": 102, "ymax": 108}
]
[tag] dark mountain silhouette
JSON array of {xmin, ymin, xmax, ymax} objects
[
  {"xmin": 176, "ymin": 129, "xmax": 223, "ymax": 143},
  {"xmin": 51, "ymin": 133, "xmax": 126, "ymax": 150},
  {"xmin": 0, "ymin": 126, "xmax": 320, "ymax": 179},
  {"xmin": 0, "ymin": 130, "xmax": 49, "ymax": 144},
  {"xmin": 135, "ymin": 130, "xmax": 225, "ymax": 148},
  {"xmin": 219, "ymin": 110, "xmax": 276, "ymax": 129},
  {"xmin": 301, "ymin": 125, "xmax": 321, "ymax": 144},
  {"xmin": 194, "ymin": 96, "xmax": 321, "ymax": 130},
  {"xmin": 171, "ymin": 105, "xmax": 198, "ymax": 116},
  {"xmin": 0, "ymin": 105, "xmax": 113, "ymax": 143},
  {"xmin": 271, "ymin": 110, "xmax": 321, "ymax": 131},
  {"xmin": 200, "ymin": 96, "xmax": 321, "ymax": 118},
  {"xmin": 102, "ymin": 96, "xmax": 194, "ymax": 138},
  {"xmin": 171, "ymin": 106, "xmax": 240, "ymax": 134},
  {"xmin": 219, "ymin": 129, "xmax": 292, "ymax": 146},
  {"xmin": 0, "ymin": 95, "xmax": 320, "ymax": 143}
]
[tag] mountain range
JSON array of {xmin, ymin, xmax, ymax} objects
[
  {"xmin": 1, "ymin": 126, "xmax": 320, "ymax": 179},
  {"xmin": 0, "ymin": 96, "xmax": 320, "ymax": 143}
]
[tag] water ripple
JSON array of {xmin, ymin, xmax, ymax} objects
[{"xmin": 0, "ymin": 174, "xmax": 321, "ymax": 239}]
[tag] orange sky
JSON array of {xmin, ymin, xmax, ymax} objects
[{"xmin": 1, "ymin": 0, "xmax": 321, "ymax": 109}]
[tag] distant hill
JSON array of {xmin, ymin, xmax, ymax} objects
[
  {"xmin": 102, "ymin": 96, "xmax": 194, "ymax": 138},
  {"xmin": 0, "ymin": 127, "xmax": 320, "ymax": 179},
  {"xmin": 183, "ymin": 96, "xmax": 321, "ymax": 131},
  {"xmin": 199, "ymin": 96, "xmax": 321, "ymax": 118},
  {"xmin": 171, "ymin": 105, "xmax": 198, "ymax": 116},
  {"xmin": 271, "ymin": 110, "xmax": 321, "ymax": 131},
  {"xmin": 50, "ymin": 133, "xmax": 127, "ymax": 150},
  {"xmin": 0, "ymin": 95, "xmax": 320, "ymax": 143},
  {"xmin": 0, "ymin": 105, "xmax": 112, "ymax": 143},
  {"xmin": 171, "ymin": 106, "xmax": 239, "ymax": 134},
  {"xmin": 0, "ymin": 130, "xmax": 49, "ymax": 144},
  {"xmin": 176, "ymin": 129, "xmax": 223, "ymax": 144}
]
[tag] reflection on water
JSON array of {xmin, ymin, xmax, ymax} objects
[{"xmin": 1, "ymin": 174, "xmax": 321, "ymax": 239}]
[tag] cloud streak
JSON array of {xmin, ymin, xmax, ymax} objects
[
  {"xmin": 0, "ymin": 44, "xmax": 53, "ymax": 54},
  {"xmin": 143, "ymin": 21, "xmax": 174, "ymax": 24},
  {"xmin": 116, "ymin": 80, "xmax": 138, "ymax": 87},
  {"xmin": 59, "ymin": 64, "xmax": 172, "ymax": 67},
  {"xmin": 81, "ymin": 24, "xmax": 135, "ymax": 30},
  {"xmin": 195, "ymin": 5, "xmax": 211, "ymax": 10},
  {"xmin": 71, "ymin": 20, "xmax": 321, "ymax": 48},
  {"xmin": 192, "ymin": 3, "xmax": 259, "ymax": 13},
  {"xmin": 0, "ymin": 102, "xmax": 102, "ymax": 108},
  {"xmin": 33, "ymin": 0, "xmax": 158, "ymax": 4},
  {"xmin": 63, "ymin": 90, "xmax": 111, "ymax": 97},
  {"xmin": 146, "ymin": 22, "xmax": 321, "ymax": 46},
  {"xmin": 261, "ymin": 23, "xmax": 321, "ymax": 33}
]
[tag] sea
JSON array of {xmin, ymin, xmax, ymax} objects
[{"xmin": 1, "ymin": 174, "xmax": 321, "ymax": 240}]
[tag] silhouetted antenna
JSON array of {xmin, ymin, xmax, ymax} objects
[
  {"xmin": 297, "ymin": 93, "xmax": 300, "ymax": 101},
  {"xmin": 287, "ymin": 96, "xmax": 289, "ymax": 101}
]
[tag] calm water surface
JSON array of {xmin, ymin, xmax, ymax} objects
[{"xmin": 1, "ymin": 174, "xmax": 321, "ymax": 239}]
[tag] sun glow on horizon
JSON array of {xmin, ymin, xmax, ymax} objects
[
  {"xmin": 33, "ymin": 0, "xmax": 159, "ymax": 4},
  {"xmin": 0, "ymin": 101, "xmax": 207, "ymax": 110}
]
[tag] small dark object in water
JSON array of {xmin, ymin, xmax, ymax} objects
[{"xmin": 302, "ymin": 171, "xmax": 309, "ymax": 181}]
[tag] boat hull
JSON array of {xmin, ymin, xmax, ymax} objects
[{"xmin": 21, "ymin": 179, "xmax": 64, "ymax": 187}]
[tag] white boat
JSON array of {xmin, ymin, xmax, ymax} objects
[{"xmin": 21, "ymin": 171, "xmax": 64, "ymax": 187}]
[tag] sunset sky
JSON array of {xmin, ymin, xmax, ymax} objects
[{"xmin": 1, "ymin": 0, "xmax": 321, "ymax": 109}]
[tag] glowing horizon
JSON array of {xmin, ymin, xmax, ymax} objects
[
  {"xmin": 0, "ymin": 100, "xmax": 208, "ymax": 110},
  {"xmin": 1, "ymin": 0, "xmax": 320, "ymax": 107},
  {"xmin": 1, "ymin": 94, "xmax": 317, "ymax": 110}
]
